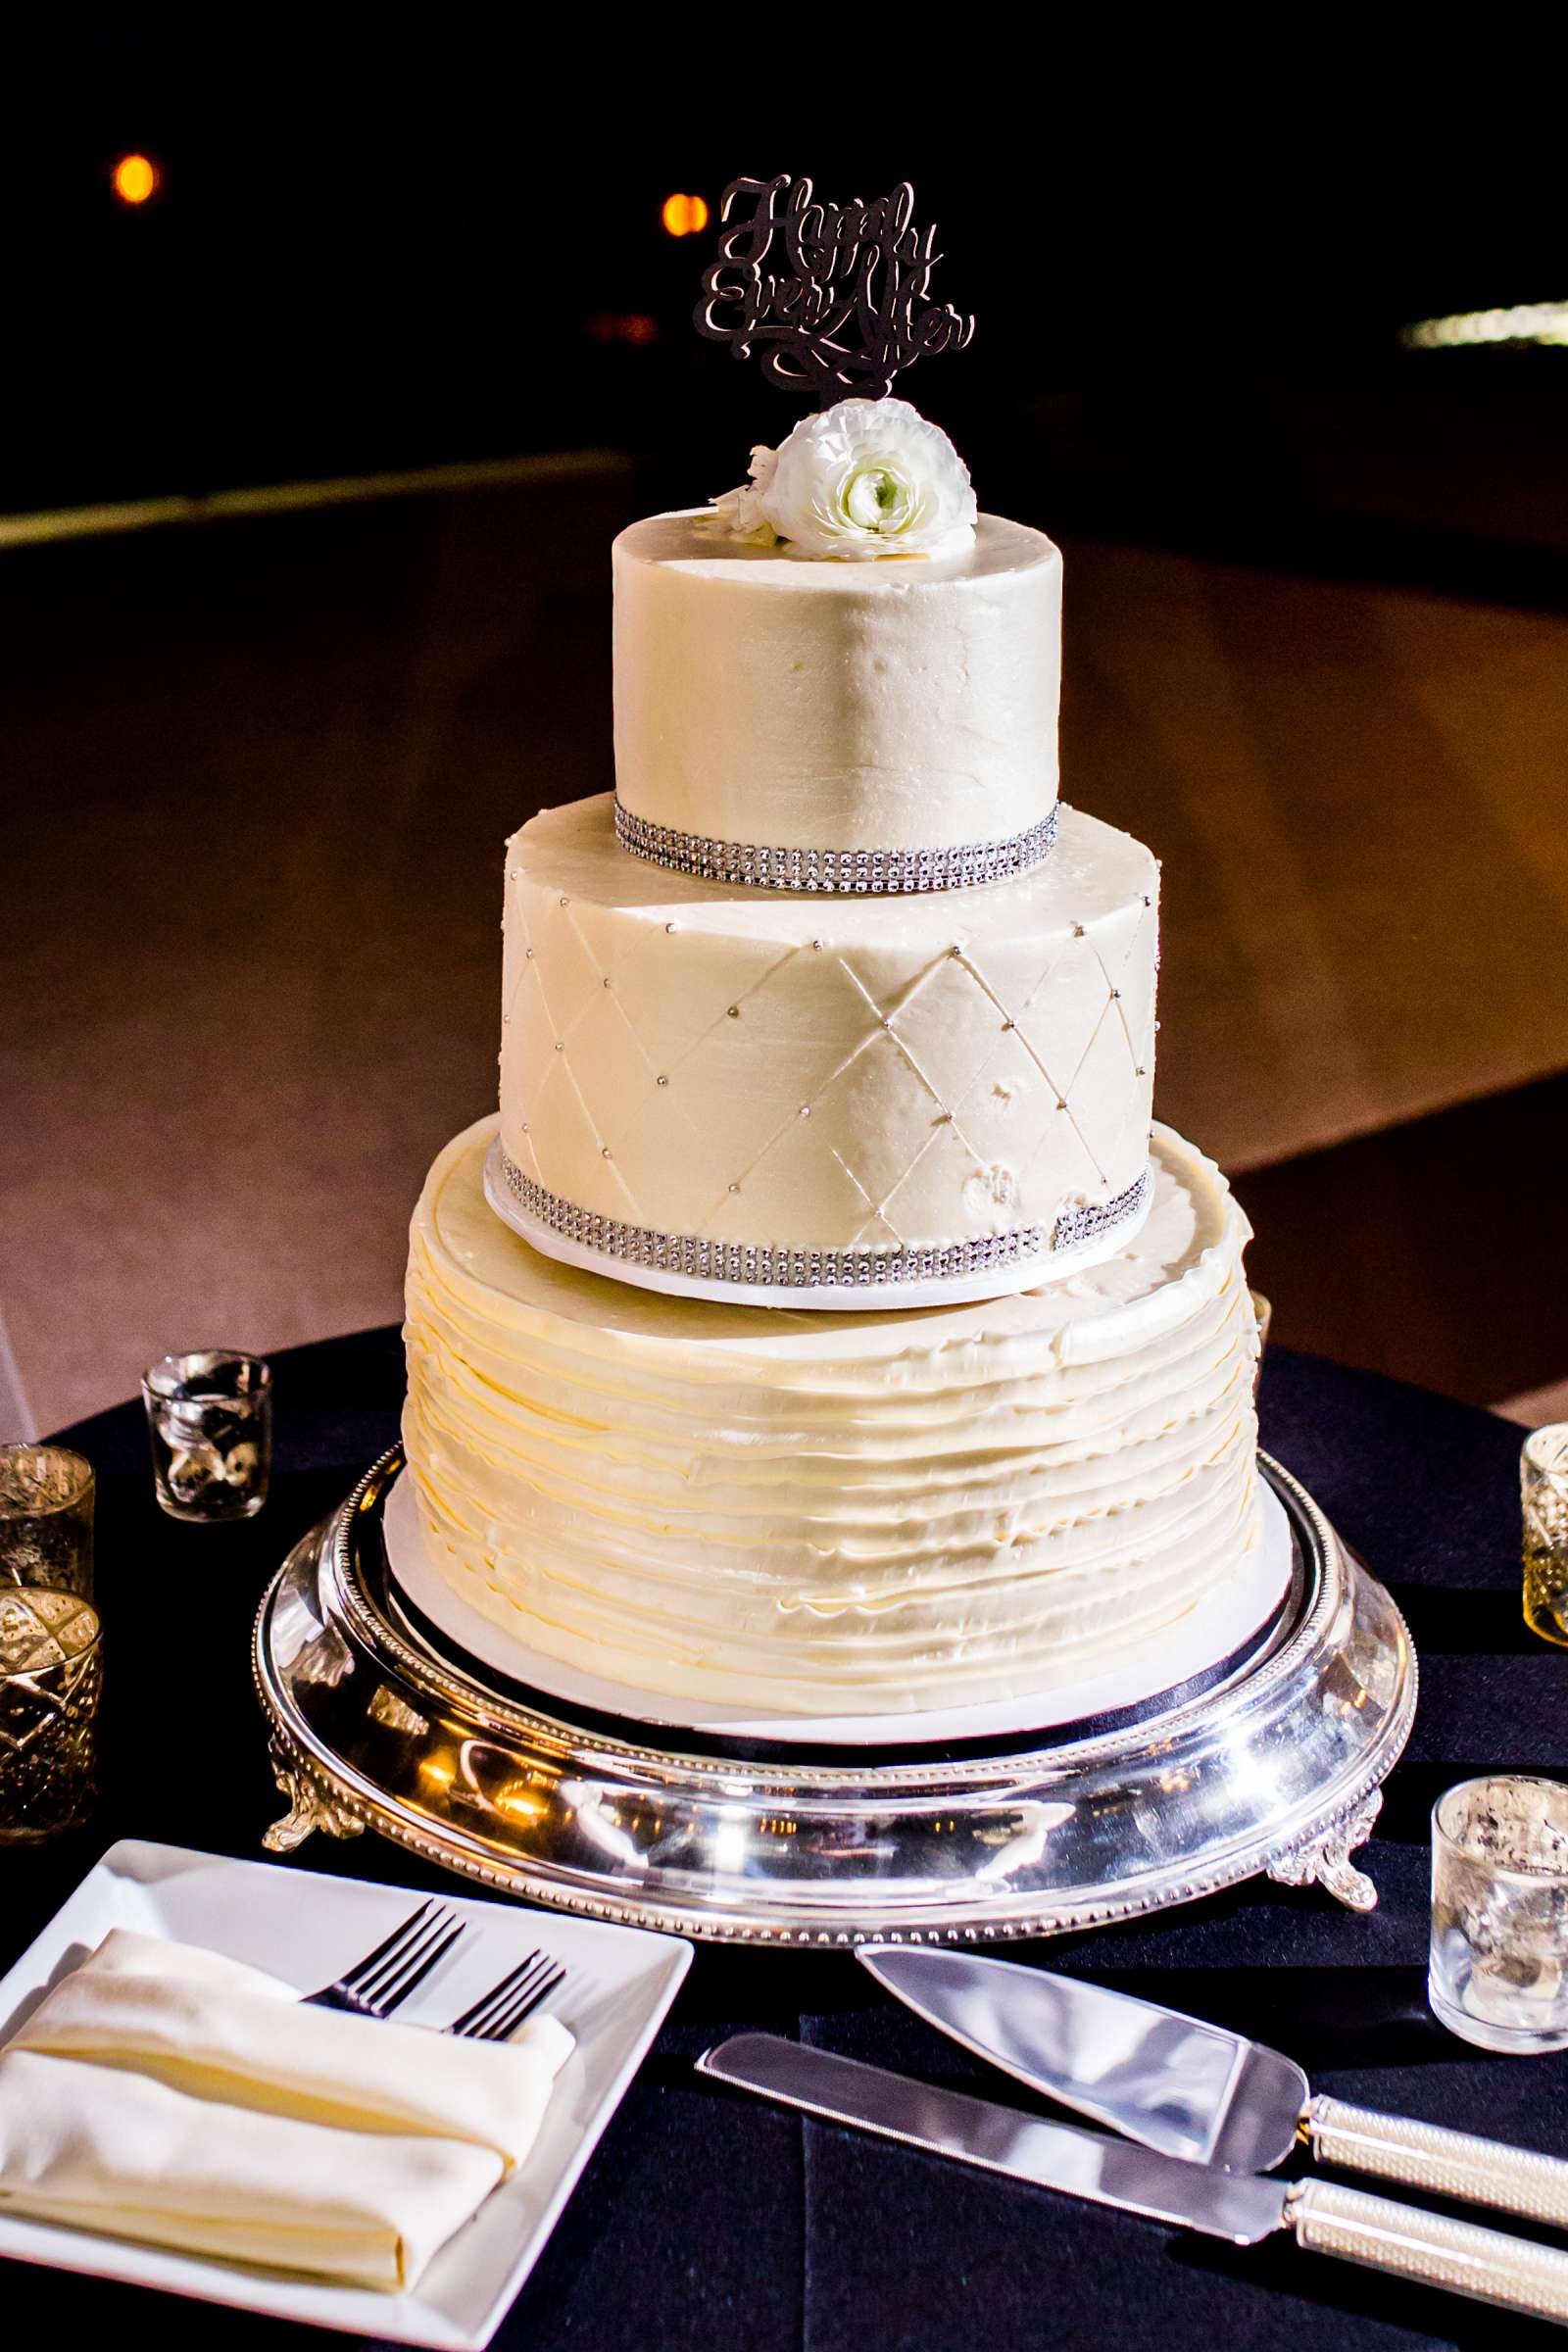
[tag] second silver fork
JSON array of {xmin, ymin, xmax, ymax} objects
[{"xmin": 448, "ymin": 1949, "xmax": 566, "ymax": 2042}]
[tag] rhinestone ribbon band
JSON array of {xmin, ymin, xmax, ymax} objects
[
  {"xmin": 497, "ymin": 1151, "xmax": 1152, "ymax": 1292},
  {"xmin": 613, "ymin": 800, "xmax": 1060, "ymax": 894}
]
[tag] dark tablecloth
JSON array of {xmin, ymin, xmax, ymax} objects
[{"xmin": 7, "ymin": 1334, "xmax": 1565, "ymax": 2351}]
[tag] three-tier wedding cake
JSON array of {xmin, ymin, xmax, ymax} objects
[{"xmin": 401, "ymin": 392, "xmax": 1264, "ymax": 1722}]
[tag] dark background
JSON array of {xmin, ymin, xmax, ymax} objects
[
  {"xmin": 12, "ymin": 35, "xmax": 1566, "ymax": 564},
  {"xmin": 3, "ymin": 32, "xmax": 1566, "ymax": 1436}
]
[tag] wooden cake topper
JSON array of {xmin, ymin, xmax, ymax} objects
[{"xmin": 694, "ymin": 173, "xmax": 974, "ymax": 405}]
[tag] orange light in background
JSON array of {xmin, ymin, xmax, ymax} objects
[
  {"xmin": 113, "ymin": 154, "xmax": 159, "ymax": 206},
  {"xmin": 586, "ymin": 312, "xmax": 661, "ymax": 346},
  {"xmin": 661, "ymin": 192, "xmax": 709, "ymax": 238}
]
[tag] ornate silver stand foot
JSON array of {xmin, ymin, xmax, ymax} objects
[
  {"xmin": 263, "ymin": 1740, "xmax": 364, "ymax": 1853},
  {"xmin": 1267, "ymin": 1789, "xmax": 1384, "ymax": 1913}
]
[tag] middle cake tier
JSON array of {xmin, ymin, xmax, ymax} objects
[{"xmin": 498, "ymin": 793, "xmax": 1158, "ymax": 1302}]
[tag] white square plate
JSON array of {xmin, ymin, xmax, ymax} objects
[{"xmin": 0, "ymin": 1839, "xmax": 691, "ymax": 2346}]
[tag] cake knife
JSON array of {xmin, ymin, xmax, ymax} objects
[
  {"xmin": 698, "ymin": 2034, "xmax": 1568, "ymax": 2325},
  {"xmin": 859, "ymin": 1946, "xmax": 1568, "ymax": 2230}
]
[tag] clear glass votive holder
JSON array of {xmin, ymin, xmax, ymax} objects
[
  {"xmin": 142, "ymin": 1350, "xmax": 271, "ymax": 1524},
  {"xmin": 1522, "ymin": 1422, "xmax": 1568, "ymax": 1648},
  {"xmin": 1429, "ymin": 1775, "xmax": 1568, "ymax": 2053},
  {"xmin": 0, "ymin": 1587, "xmax": 102, "ymax": 1843},
  {"xmin": 0, "ymin": 1444, "xmax": 94, "ymax": 1598}
]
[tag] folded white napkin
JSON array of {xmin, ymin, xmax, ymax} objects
[
  {"xmin": 0, "ymin": 1927, "xmax": 575, "ymax": 2289},
  {"xmin": 0, "ymin": 2049, "xmax": 503, "ymax": 2288},
  {"xmin": 10, "ymin": 1928, "xmax": 573, "ymax": 2163}
]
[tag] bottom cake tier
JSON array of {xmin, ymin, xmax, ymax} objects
[{"xmin": 402, "ymin": 1116, "xmax": 1263, "ymax": 1720}]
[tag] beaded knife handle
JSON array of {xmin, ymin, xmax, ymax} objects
[
  {"xmin": 1307, "ymin": 2096, "xmax": 1568, "ymax": 2230},
  {"xmin": 1289, "ymin": 2180, "xmax": 1568, "ymax": 2324}
]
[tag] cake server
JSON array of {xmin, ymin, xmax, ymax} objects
[
  {"xmin": 860, "ymin": 1946, "xmax": 1568, "ymax": 2230},
  {"xmin": 698, "ymin": 2034, "xmax": 1568, "ymax": 2325}
]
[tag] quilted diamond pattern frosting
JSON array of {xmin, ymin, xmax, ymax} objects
[{"xmin": 500, "ymin": 795, "xmax": 1157, "ymax": 1284}]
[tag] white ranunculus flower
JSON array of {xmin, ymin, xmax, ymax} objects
[
  {"xmin": 710, "ymin": 443, "xmax": 780, "ymax": 545},
  {"xmin": 760, "ymin": 398, "xmax": 977, "ymax": 561},
  {"xmin": 710, "ymin": 400, "xmax": 977, "ymax": 560}
]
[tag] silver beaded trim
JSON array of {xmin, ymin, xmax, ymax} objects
[
  {"xmin": 613, "ymin": 800, "xmax": 1059, "ymax": 894},
  {"xmin": 497, "ymin": 1152, "xmax": 1152, "ymax": 1292},
  {"xmin": 1054, "ymin": 1174, "xmax": 1155, "ymax": 1252}
]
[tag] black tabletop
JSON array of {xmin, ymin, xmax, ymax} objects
[{"xmin": 8, "ymin": 1333, "xmax": 1565, "ymax": 2352}]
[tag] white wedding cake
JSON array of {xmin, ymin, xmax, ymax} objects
[{"xmin": 402, "ymin": 397, "xmax": 1263, "ymax": 1720}]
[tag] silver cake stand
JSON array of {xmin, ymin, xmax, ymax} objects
[{"xmin": 253, "ymin": 1450, "xmax": 1415, "ymax": 1946}]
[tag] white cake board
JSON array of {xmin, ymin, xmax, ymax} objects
[
  {"xmin": 382, "ymin": 1469, "xmax": 1296, "ymax": 1750},
  {"xmin": 482, "ymin": 1137, "xmax": 1152, "ymax": 1311}
]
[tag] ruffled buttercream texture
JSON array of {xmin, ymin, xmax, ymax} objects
[{"xmin": 403, "ymin": 1121, "xmax": 1262, "ymax": 1718}]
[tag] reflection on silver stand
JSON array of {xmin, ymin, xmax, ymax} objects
[{"xmin": 253, "ymin": 1450, "xmax": 1414, "ymax": 1947}]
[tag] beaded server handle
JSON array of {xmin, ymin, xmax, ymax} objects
[
  {"xmin": 1289, "ymin": 2180, "xmax": 1568, "ymax": 2324},
  {"xmin": 1308, "ymin": 2096, "xmax": 1568, "ymax": 2230}
]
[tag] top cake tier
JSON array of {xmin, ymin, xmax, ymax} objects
[{"xmin": 612, "ymin": 511, "xmax": 1061, "ymax": 885}]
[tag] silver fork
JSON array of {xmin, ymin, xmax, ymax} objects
[
  {"xmin": 448, "ymin": 1949, "xmax": 565, "ymax": 2041},
  {"xmin": 303, "ymin": 1897, "xmax": 467, "ymax": 2018}
]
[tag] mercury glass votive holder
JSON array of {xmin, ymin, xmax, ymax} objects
[
  {"xmin": 0, "ymin": 1444, "xmax": 94, "ymax": 1599},
  {"xmin": 142, "ymin": 1350, "xmax": 271, "ymax": 1524},
  {"xmin": 1522, "ymin": 1423, "xmax": 1568, "ymax": 1648},
  {"xmin": 1430, "ymin": 1775, "xmax": 1568, "ymax": 2053},
  {"xmin": 0, "ymin": 1587, "xmax": 102, "ymax": 1843}
]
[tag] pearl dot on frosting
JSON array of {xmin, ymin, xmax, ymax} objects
[
  {"xmin": 727, "ymin": 1005, "xmax": 740, "ymax": 1018},
  {"xmin": 665, "ymin": 921, "xmax": 678, "ymax": 935},
  {"xmin": 811, "ymin": 939, "xmax": 824, "ymax": 951},
  {"xmin": 560, "ymin": 896, "xmax": 569, "ymax": 906},
  {"xmin": 602, "ymin": 1146, "xmax": 611, "ymax": 1158},
  {"xmin": 657, "ymin": 1074, "xmax": 668, "ymax": 1087},
  {"xmin": 1056, "ymin": 1099, "xmax": 1067, "ymax": 1110},
  {"xmin": 602, "ymin": 976, "xmax": 612, "ymax": 989},
  {"xmin": 555, "ymin": 1041, "xmax": 564, "ymax": 1053},
  {"xmin": 728, "ymin": 1182, "xmax": 739, "ymax": 1193},
  {"xmin": 524, "ymin": 948, "xmax": 533, "ymax": 959},
  {"xmin": 799, "ymin": 1104, "xmax": 810, "ymax": 1117}
]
